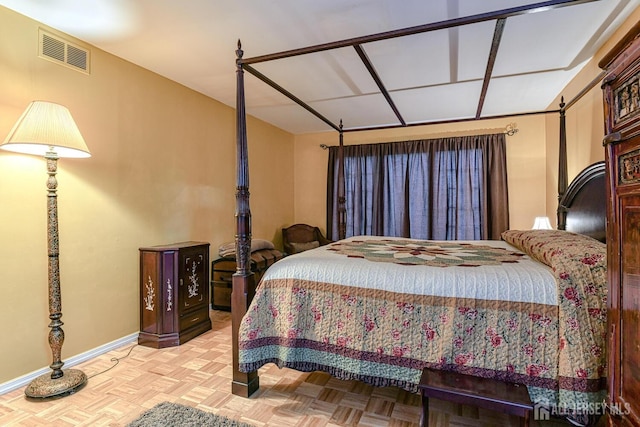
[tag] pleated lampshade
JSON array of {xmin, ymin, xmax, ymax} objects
[{"xmin": 1, "ymin": 101, "xmax": 91, "ymax": 158}]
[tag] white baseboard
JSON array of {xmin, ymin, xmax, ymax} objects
[{"xmin": 0, "ymin": 332, "xmax": 139, "ymax": 396}]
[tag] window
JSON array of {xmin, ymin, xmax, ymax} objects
[{"xmin": 327, "ymin": 134, "xmax": 509, "ymax": 240}]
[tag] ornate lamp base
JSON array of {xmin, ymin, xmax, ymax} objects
[{"xmin": 24, "ymin": 369, "xmax": 87, "ymax": 399}]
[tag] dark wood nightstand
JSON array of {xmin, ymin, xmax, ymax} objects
[{"xmin": 138, "ymin": 241, "xmax": 211, "ymax": 348}]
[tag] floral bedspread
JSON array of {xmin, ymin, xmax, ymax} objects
[{"xmin": 238, "ymin": 231, "xmax": 607, "ymax": 408}]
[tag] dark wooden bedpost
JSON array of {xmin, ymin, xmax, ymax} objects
[
  {"xmin": 232, "ymin": 39, "xmax": 259, "ymax": 397},
  {"xmin": 557, "ymin": 97, "xmax": 568, "ymax": 230},
  {"xmin": 338, "ymin": 120, "xmax": 346, "ymax": 240}
]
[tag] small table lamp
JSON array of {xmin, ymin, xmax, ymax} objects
[
  {"xmin": 1, "ymin": 101, "xmax": 91, "ymax": 399},
  {"xmin": 531, "ymin": 216, "xmax": 553, "ymax": 230}
]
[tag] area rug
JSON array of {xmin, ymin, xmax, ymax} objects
[{"xmin": 127, "ymin": 401, "xmax": 255, "ymax": 427}]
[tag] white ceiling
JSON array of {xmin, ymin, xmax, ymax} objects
[{"xmin": 1, "ymin": 0, "xmax": 638, "ymax": 134}]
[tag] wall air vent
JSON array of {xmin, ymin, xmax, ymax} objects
[{"xmin": 39, "ymin": 29, "xmax": 90, "ymax": 74}]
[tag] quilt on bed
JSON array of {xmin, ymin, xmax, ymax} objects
[{"xmin": 238, "ymin": 231, "xmax": 607, "ymax": 409}]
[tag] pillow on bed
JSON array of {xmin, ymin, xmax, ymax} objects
[
  {"xmin": 501, "ymin": 229, "xmax": 605, "ymax": 267},
  {"xmin": 218, "ymin": 239, "xmax": 275, "ymax": 257},
  {"xmin": 290, "ymin": 240, "xmax": 320, "ymax": 253}
]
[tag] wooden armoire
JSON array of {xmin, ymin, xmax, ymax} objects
[{"xmin": 601, "ymin": 22, "xmax": 640, "ymax": 427}]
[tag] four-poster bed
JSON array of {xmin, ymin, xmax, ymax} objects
[{"xmin": 230, "ymin": 0, "xmax": 610, "ymax": 419}]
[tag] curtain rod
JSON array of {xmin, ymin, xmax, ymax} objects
[{"xmin": 319, "ymin": 122, "xmax": 519, "ymax": 149}]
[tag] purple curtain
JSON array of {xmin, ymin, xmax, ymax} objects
[{"xmin": 327, "ymin": 134, "xmax": 509, "ymax": 240}]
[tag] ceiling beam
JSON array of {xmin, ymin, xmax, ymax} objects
[
  {"xmin": 239, "ymin": 0, "xmax": 599, "ymax": 65},
  {"xmin": 476, "ymin": 18, "xmax": 506, "ymax": 119},
  {"xmin": 353, "ymin": 44, "xmax": 406, "ymax": 126}
]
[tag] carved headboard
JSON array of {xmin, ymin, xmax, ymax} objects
[{"xmin": 557, "ymin": 161, "xmax": 606, "ymax": 242}]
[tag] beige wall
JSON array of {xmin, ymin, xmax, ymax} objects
[
  {"xmin": 0, "ymin": 7, "xmax": 294, "ymax": 384},
  {"xmin": 294, "ymin": 114, "xmax": 549, "ymax": 233}
]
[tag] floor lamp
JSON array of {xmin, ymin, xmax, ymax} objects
[{"xmin": 1, "ymin": 101, "xmax": 91, "ymax": 399}]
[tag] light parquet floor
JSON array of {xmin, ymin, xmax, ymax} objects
[{"xmin": 0, "ymin": 310, "xmax": 578, "ymax": 426}]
